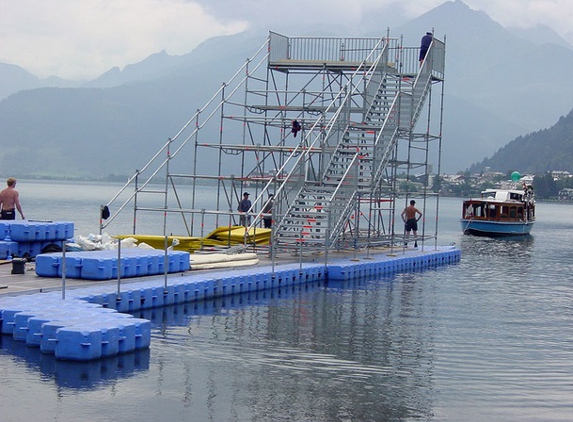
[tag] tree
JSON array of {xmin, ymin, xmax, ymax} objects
[
  {"xmin": 432, "ymin": 175, "xmax": 441, "ymax": 193},
  {"xmin": 533, "ymin": 172, "xmax": 558, "ymax": 199}
]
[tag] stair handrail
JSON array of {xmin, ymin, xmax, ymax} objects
[
  {"xmin": 319, "ymin": 56, "xmax": 397, "ymax": 187},
  {"xmin": 368, "ymin": 38, "xmax": 445, "ymax": 191},
  {"xmin": 410, "ymin": 39, "xmax": 445, "ymax": 127},
  {"xmin": 100, "ymin": 38, "xmax": 271, "ymax": 231},
  {"xmin": 368, "ymin": 93, "xmax": 402, "ymax": 187},
  {"xmin": 323, "ymin": 152, "xmax": 361, "ymax": 244}
]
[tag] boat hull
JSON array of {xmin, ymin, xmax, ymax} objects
[{"xmin": 460, "ymin": 219, "xmax": 534, "ymax": 236}]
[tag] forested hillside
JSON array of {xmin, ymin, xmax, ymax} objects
[{"xmin": 469, "ymin": 108, "xmax": 573, "ymax": 174}]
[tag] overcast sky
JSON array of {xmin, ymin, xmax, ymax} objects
[{"xmin": 1, "ymin": 0, "xmax": 572, "ymax": 80}]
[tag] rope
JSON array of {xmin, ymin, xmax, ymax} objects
[{"xmin": 462, "ymin": 216, "xmax": 474, "ymax": 233}]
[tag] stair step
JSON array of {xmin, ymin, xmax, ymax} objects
[
  {"xmin": 287, "ymin": 214, "xmax": 329, "ymax": 220},
  {"xmin": 277, "ymin": 225, "xmax": 327, "ymax": 231},
  {"xmin": 276, "ymin": 228, "xmax": 328, "ymax": 236}
]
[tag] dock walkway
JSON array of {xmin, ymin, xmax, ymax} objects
[{"xmin": 0, "ymin": 245, "xmax": 460, "ymax": 361}]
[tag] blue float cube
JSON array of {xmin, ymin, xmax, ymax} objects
[
  {"xmin": 55, "ymin": 325, "xmax": 103, "ymax": 361},
  {"xmin": 81, "ymin": 256, "xmax": 113, "ymax": 280}
]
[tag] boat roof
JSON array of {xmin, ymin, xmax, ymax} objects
[
  {"xmin": 481, "ymin": 188, "xmax": 523, "ymax": 195},
  {"xmin": 466, "ymin": 188, "xmax": 528, "ymax": 203}
]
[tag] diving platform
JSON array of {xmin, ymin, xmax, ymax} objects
[{"xmin": 99, "ymin": 29, "xmax": 446, "ymax": 260}]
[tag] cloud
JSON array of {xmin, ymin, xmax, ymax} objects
[
  {"xmin": 198, "ymin": 0, "xmax": 408, "ymax": 34},
  {"xmin": 199, "ymin": 0, "xmax": 573, "ymax": 44},
  {"xmin": 0, "ymin": 0, "xmax": 247, "ymax": 79},
  {"xmin": 464, "ymin": 0, "xmax": 573, "ymax": 37},
  {"xmin": 0, "ymin": 0, "xmax": 571, "ymax": 80}
]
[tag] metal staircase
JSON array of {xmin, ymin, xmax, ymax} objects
[
  {"xmin": 100, "ymin": 31, "xmax": 445, "ymax": 257},
  {"xmin": 269, "ymin": 40, "xmax": 442, "ymax": 252}
]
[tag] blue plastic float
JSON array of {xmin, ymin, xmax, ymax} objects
[
  {"xmin": 35, "ymin": 249, "xmax": 190, "ymax": 280},
  {"xmin": 0, "ymin": 220, "xmax": 74, "ymax": 259},
  {"xmin": 0, "ymin": 245, "xmax": 460, "ymax": 361}
]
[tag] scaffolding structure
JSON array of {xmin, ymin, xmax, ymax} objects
[{"xmin": 100, "ymin": 31, "xmax": 446, "ymax": 257}]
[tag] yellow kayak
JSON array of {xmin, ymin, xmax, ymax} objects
[{"xmin": 116, "ymin": 226, "xmax": 271, "ymax": 252}]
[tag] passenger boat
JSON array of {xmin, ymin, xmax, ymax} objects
[{"xmin": 460, "ymin": 186, "xmax": 535, "ymax": 236}]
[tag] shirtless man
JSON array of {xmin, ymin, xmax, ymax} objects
[
  {"xmin": 401, "ymin": 199, "xmax": 422, "ymax": 247},
  {"xmin": 0, "ymin": 177, "xmax": 25, "ymax": 220}
]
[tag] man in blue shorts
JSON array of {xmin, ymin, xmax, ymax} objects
[{"xmin": 401, "ymin": 199, "xmax": 422, "ymax": 247}]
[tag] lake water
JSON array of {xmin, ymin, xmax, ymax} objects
[{"xmin": 1, "ymin": 180, "xmax": 572, "ymax": 421}]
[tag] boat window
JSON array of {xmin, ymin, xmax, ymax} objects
[
  {"xmin": 500, "ymin": 205, "xmax": 508, "ymax": 218},
  {"xmin": 517, "ymin": 206, "xmax": 523, "ymax": 219},
  {"xmin": 464, "ymin": 203, "xmax": 489, "ymax": 218},
  {"xmin": 509, "ymin": 207, "xmax": 516, "ymax": 218}
]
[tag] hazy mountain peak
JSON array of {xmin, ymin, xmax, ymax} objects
[
  {"xmin": 471, "ymin": 108, "xmax": 573, "ymax": 174},
  {"xmin": 0, "ymin": 62, "xmax": 39, "ymax": 100},
  {"xmin": 409, "ymin": 0, "xmax": 506, "ymax": 37},
  {"xmin": 507, "ymin": 24, "xmax": 573, "ymax": 49},
  {"xmin": 85, "ymin": 50, "xmax": 184, "ymax": 88}
]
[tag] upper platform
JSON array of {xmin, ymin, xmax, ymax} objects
[{"xmin": 267, "ymin": 31, "xmax": 445, "ymax": 81}]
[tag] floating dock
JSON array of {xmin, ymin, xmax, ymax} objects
[
  {"xmin": 35, "ymin": 249, "xmax": 191, "ymax": 280},
  {"xmin": 0, "ymin": 220, "xmax": 74, "ymax": 259},
  {"xmin": 0, "ymin": 245, "xmax": 460, "ymax": 361}
]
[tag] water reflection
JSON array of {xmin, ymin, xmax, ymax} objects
[
  {"xmin": 127, "ymin": 275, "xmax": 438, "ymax": 421},
  {"xmin": 0, "ymin": 334, "xmax": 150, "ymax": 389},
  {"xmin": 1, "ymin": 273, "xmax": 442, "ymax": 420},
  {"xmin": 460, "ymin": 233, "xmax": 534, "ymax": 263},
  {"xmin": 461, "ymin": 232, "xmax": 533, "ymax": 250}
]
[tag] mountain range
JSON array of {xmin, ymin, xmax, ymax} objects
[{"xmin": 1, "ymin": 0, "xmax": 572, "ymax": 179}]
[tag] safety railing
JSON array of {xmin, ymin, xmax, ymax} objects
[{"xmin": 269, "ymin": 31, "xmax": 389, "ymax": 63}]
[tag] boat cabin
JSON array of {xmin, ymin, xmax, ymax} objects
[{"xmin": 462, "ymin": 189, "xmax": 535, "ymax": 222}]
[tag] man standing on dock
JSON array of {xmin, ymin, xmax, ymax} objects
[
  {"xmin": 238, "ymin": 192, "xmax": 252, "ymax": 227},
  {"xmin": 262, "ymin": 193, "xmax": 274, "ymax": 229},
  {"xmin": 401, "ymin": 200, "xmax": 422, "ymax": 247},
  {"xmin": 0, "ymin": 177, "xmax": 25, "ymax": 220}
]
